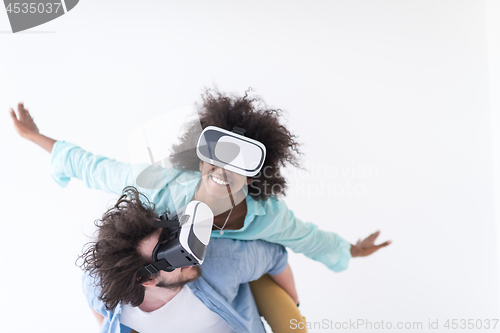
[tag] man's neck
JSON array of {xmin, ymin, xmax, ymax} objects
[{"xmin": 139, "ymin": 285, "xmax": 183, "ymax": 312}]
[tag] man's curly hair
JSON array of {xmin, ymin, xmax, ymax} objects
[
  {"xmin": 78, "ymin": 187, "xmax": 160, "ymax": 310},
  {"xmin": 169, "ymin": 88, "xmax": 302, "ymax": 201}
]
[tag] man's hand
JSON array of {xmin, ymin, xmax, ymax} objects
[
  {"xmin": 9, "ymin": 102, "xmax": 40, "ymax": 140},
  {"xmin": 350, "ymin": 231, "xmax": 391, "ymax": 257},
  {"xmin": 9, "ymin": 102, "xmax": 56, "ymax": 153}
]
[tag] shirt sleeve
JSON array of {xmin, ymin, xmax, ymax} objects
[
  {"xmin": 240, "ymin": 240, "xmax": 289, "ymax": 283},
  {"xmin": 49, "ymin": 140, "xmax": 165, "ymax": 198},
  {"xmin": 81, "ymin": 272, "xmax": 108, "ymax": 318},
  {"xmin": 256, "ymin": 200, "xmax": 352, "ymax": 272},
  {"xmin": 50, "ymin": 141, "xmax": 134, "ymax": 194}
]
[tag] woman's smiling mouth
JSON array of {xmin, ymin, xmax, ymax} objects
[{"xmin": 210, "ymin": 174, "xmax": 232, "ymax": 186}]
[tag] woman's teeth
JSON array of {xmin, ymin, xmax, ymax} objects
[{"xmin": 211, "ymin": 175, "xmax": 231, "ymax": 186}]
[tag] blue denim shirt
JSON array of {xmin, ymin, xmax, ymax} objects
[
  {"xmin": 50, "ymin": 141, "xmax": 352, "ymax": 272},
  {"xmin": 83, "ymin": 238, "xmax": 288, "ymax": 333}
]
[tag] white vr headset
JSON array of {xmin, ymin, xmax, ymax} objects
[
  {"xmin": 137, "ymin": 200, "xmax": 213, "ymax": 279},
  {"xmin": 196, "ymin": 126, "xmax": 266, "ymax": 177}
]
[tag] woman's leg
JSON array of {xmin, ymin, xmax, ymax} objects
[{"xmin": 250, "ymin": 274, "xmax": 308, "ymax": 333}]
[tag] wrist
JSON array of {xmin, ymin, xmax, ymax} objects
[
  {"xmin": 28, "ymin": 133, "xmax": 56, "ymax": 153},
  {"xmin": 25, "ymin": 131, "xmax": 39, "ymax": 141}
]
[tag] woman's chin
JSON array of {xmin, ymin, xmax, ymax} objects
[{"xmin": 206, "ymin": 187, "xmax": 231, "ymax": 200}]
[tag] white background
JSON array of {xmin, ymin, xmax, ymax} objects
[{"xmin": 0, "ymin": 1, "xmax": 499, "ymax": 332}]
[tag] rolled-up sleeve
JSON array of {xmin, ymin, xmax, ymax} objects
[
  {"xmin": 81, "ymin": 273, "xmax": 130, "ymax": 333},
  {"xmin": 81, "ymin": 272, "xmax": 107, "ymax": 316},
  {"xmin": 242, "ymin": 240, "xmax": 288, "ymax": 282}
]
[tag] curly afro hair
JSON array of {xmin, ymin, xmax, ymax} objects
[
  {"xmin": 169, "ymin": 88, "xmax": 302, "ymax": 201},
  {"xmin": 78, "ymin": 187, "xmax": 161, "ymax": 310}
]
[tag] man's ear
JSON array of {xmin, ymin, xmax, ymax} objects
[
  {"xmin": 199, "ymin": 161, "xmax": 203, "ymax": 172},
  {"xmin": 246, "ymin": 177, "xmax": 253, "ymax": 185},
  {"xmin": 141, "ymin": 277, "xmax": 157, "ymax": 288}
]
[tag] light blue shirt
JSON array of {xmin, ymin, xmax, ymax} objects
[
  {"xmin": 50, "ymin": 141, "xmax": 351, "ymax": 272},
  {"xmin": 83, "ymin": 238, "xmax": 288, "ymax": 333}
]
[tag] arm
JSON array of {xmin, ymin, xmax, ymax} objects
[
  {"xmin": 49, "ymin": 141, "xmax": 144, "ymax": 194},
  {"xmin": 252, "ymin": 199, "xmax": 391, "ymax": 272},
  {"xmin": 10, "ymin": 102, "xmax": 166, "ymax": 197},
  {"xmin": 238, "ymin": 240, "xmax": 289, "ymax": 283},
  {"xmin": 91, "ymin": 309, "xmax": 104, "ymax": 327},
  {"xmin": 255, "ymin": 200, "xmax": 353, "ymax": 272},
  {"xmin": 81, "ymin": 273, "xmax": 110, "ymax": 329},
  {"xmin": 269, "ymin": 264, "xmax": 299, "ymax": 305},
  {"xmin": 10, "ymin": 102, "xmax": 135, "ymax": 194}
]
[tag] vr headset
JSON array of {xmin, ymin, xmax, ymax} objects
[
  {"xmin": 196, "ymin": 126, "xmax": 266, "ymax": 177},
  {"xmin": 137, "ymin": 200, "xmax": 213, "ymax": 279}
]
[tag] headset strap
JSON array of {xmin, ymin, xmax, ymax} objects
[
  {"xmin": 137, "ymin": 259, "xmax": 174, "ymax": 280},
  {"xmin": 153, "ymin": 219, "xmax": 179, "ymax": 229},
  {"xmin": 232, "ymin": 127, "xmax": 246, "ymax": 135}
]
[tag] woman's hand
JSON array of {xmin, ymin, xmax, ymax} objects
[
  {"xmin": 350, "ymin": 231, "xmax": 391, "ymax": 257},
  {"xmin": 9, "ymin": 102, "xmax": 40, "ymax": 140},
  {"xmin": 9, "ymin": 102, "xmax": 56, "ymax": 153}
]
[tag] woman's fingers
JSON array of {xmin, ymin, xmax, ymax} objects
[
  {"xmin": 377, "ymin": 240, "xmax": 391, "ymax": 248},
  {"xmin": 17, "ymin": 102, "xmax": 27, "ymax": 119},
  {"xmin": 367, "ymin": 231, "xmax": 382, "ymax": 244},
  {"xmin": 9, "ymin": 107, "xmax": 18, "ymax": 121}
]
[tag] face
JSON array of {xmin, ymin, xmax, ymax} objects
[
  {"xmin": 138, "ymin": 229, "xmax": 201, "ymax": 289},
  {"xmin": 198, "ymin": 161, "xmax": 251, "ymax": 200}
]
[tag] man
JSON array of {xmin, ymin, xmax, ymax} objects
[{"xmin": 80, "ymin": 186, "xmax": 291, "ymax": 333}]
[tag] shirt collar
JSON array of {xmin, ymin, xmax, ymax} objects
[{"xmin": 245, "ymin": 194, "xmax": 265, "ymax": 219}]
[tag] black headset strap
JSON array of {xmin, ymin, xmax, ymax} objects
[
  {"xmin": 232, "ymin": 127, "xmax": 246, "ymax": 135},
  {"xmin": 153, "ymin": 219, "xmax": 179, "ymax": 229},
  {"xmin": 137, "ymin": 259, "xmax": 174, "ymax": 280}
]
